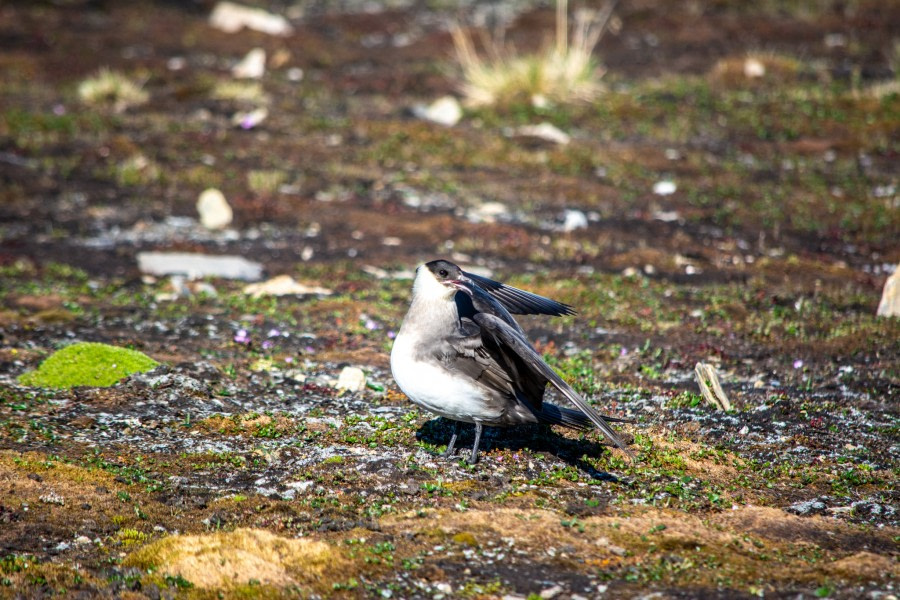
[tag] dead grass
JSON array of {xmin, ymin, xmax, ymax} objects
[
  {"xmin": 77, "ymin": 67, "xmax": 149, "ymax": 112},
  {"xmin": 452, "ymin": 0, "xmax": 616, "ymax": 107},
  {"xmin": 125, "ymin": 528, "xmax": 342, "ymax": 590}
]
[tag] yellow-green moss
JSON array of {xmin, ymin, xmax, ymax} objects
[{"xmin": 17, "ymin": 342, "xmax": 159, "ymax": 389}]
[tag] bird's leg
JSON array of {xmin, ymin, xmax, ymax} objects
[
  {"xmin": 468, "ymin": 422, "xmax": 484, "ymax": 465},
  {"xmin": 442, "ymin": 421, "xmax": 460, "ymax": 458}
]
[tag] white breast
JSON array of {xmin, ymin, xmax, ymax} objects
[{"xmin": 390, "ymin": 331, "xmax": 501, "ymax": 423}]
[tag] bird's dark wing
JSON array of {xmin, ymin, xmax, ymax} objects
[
  {"xmin": 472, "ymin": 311, "xmax": 635, "ymax": 459},
  {"xmin": 463, "ymin": 270, "xmax": 576, "ymax": 317},
  {"xmin": 439, "ymin": 315, "xmax": 547, "ymax": 414}
]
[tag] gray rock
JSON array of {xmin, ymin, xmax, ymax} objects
[{"xmin": 137, "ymin": 251, "xmax": 263, "ymax": 281}]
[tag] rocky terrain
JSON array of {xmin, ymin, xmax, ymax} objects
[{"xmin": 0, "ymin": 0, "xmax": 897, "ymax": 598}]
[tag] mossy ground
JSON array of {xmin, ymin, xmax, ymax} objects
[
  {"xmin": 0, "ymin": 1, "xmax": 897, "ymax": 598},
  {"xmin": 17, "ymin": 342, "xmax": 159, "ymax": 389}
]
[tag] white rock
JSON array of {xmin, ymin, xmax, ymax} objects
[
  {"xmin": 743, "ymin": 57, "xmax": 766, "ymax": 78},
  {"xmin": 196, "ymin": 188, "xmax": 233, "ymax": 230},
  {"xmin": 412, "ymin": 96, "xmax": 462, "ymax": 127},
  {"xmin": 242, "ymin": 275, "xmax": 332, "ymax": 298},
  {"xmin": 335, "ymin": 366, "xmax": 366, "ymax": 393},
  {"xmin": 652, "ymin": 180, "xmax": 677, "ymax": 195},
  {"xmin": 561, "ymin": 209, "xmax": 588, "ymax": 232},
  {"xmin": 232, "ymin": 48, "xmax": 266, "ymax": 79},
  {"xmin": 137, "ymin": 252, "xmax": 263, "ymax": 281},
  {"xmin": 209, "ymin": 1, "xmax": 293, "ymax": 36},
  {"xmin": 466, "ymin": 201, "xmax": 509, "ymax": 223},
  {"xmin": 514, "ymin": 122, "xmax": 570, "ymax": 145},
  {"xmin": 540, "ymin": 585, "xmax": 564, "ymax": 599},
  {"xmin": 877, "ymin": 266, "xmax": 900, "ymax": 317}
]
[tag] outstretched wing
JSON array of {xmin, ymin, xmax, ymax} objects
[
  {"xmin": 472, "ymin": 311, "xmax": 635, "ymax": 459},
  {"xmin": 463, "ymin": 270, "xmax": 576, "ymax": 317}
]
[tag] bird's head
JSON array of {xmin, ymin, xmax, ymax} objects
[{"xmin": 413, "ymin": 259, "xmax": 470, "ymax": 300}]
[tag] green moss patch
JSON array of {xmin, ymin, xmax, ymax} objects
[{"xmin": 17, "ymin": 342, "xmax": 159, "ymax": 389}]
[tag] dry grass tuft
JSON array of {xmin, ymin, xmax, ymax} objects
[
  {"xmin": 126, "ymin": 528, "xmax": 341, "ymax": 590},
  {"xmin": 77, "ymin": 68, "xmax": 149, "ymax": 112},
  {"xmin": 452, "ymin": 0, "xmax": 616, "ymax": 107}
]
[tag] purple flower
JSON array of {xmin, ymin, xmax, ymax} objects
[
  {"xmin": 267, "ymin": 328, "xmax": 282, "ymax": 338},
  {"xmin": 234, "ymin": 329, "xmax": 251, "ymax": 344},
  {"xmin": 365, "ymin": 319, "xmax": 380, "ymax": 331},
  {"xmin": 620, "ymin": 347, "xmax": 628, "ymax": 356},
  {"xmin": 285, "ymin": 356, "xmax": 294, "ymax": 364},
  {"xmin": 793, "ymin": 359, "xmax": 804, "ymax": 369},
  {"xmin": 53, "ymin": 104, "xmax": 66, "ymax": 116},
  {"xmin": 387, "ymin": 330, "xmax": 396, "ymax": 339},
  {"xmin": 262, "ymin": 340, "xmax": 274, "ymax": 350}
]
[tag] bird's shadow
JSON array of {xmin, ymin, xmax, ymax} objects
[{"xmin": 414, "ymin": 418, "xmax": 626, "ymax": 483}]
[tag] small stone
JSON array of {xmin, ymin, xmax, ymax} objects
[
  {"xmin": 653, "ymin": 180, "xmax": 677, "ymax": 195},
  {"xmin": 743, "ymin": 57, "xmax": 766, "ymax": 78},
  {"xmin": 514, "ymin": 122, "xmax": 570, "ymax": 145},
  {"xmin": 209, "ymin": 1, "xmax": 293, "ymax": 36},
  {"xmin": 74, "ymin": 535, "xmax": 92, "ymax": 545},
  {"xmin": 786, "ymin": 499, "xmax": 826, "ymax": 515},
  {"xmin": 196, "ymin": 188, "xmax": 233, "ymax": 230},
  {"xmin": 335, "ymin": 366, "xmax": 366, "ymax": 393},
  {"xmin": 243, "ymin": 275, "xmax": 332, "ymax": 298},
  {"xmin": 412, "ymin": 96, "xmax": 462, "ymax": 127},
  {"xmin": 40, "ymin": 492, "xmax": 65, "ymax": 505},
  {"xmin": 232, "ymin": 48, "xmax": 266, "ymax": 79},
  {"xmin": 436, "ymin": 583, "xmax": 453, "ymax": 594},
  {"xmin": 876, "ymin": 265, "xmax": 900, "ymax": 318},
  {"xmin": 560, "ymin": 209, "xmax": 588, "ymax": 232},
  {"xmin": 540, "ymin": 584, "xmax": 563, "ymax": 599},
  {"xmin": 465, "ymin": 201, "xmax": 510, "ymax": 224}
]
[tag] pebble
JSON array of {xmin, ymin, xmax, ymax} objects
[
  {"xmin": 876, "ymin": 265, "xmax": 900, "ymax": 317},
  {"xmin": 137, "ymin": 251, "xmax": 263, "ymax": 281},
  {"xmin": 209, "ymin": 1, "xmax": 293, "ymax": 36},
  {"xmin": 786, "ymin": 499, "xmax": 827, "ymax": 515},
  {"xmin": 653, "ymin": 180, "xmax": 677, "ymax": 195},
  {"xmin": 465, "ymin": 201, "xmax": 510, "ymax": 224},
  {"xmin": 335, "ymin": 366, "xmax": 366, "ymax": 393},
  {"xmin": 196, "ymin": 188, "xmax": 233, "ymax": 230},
  {"xmin": 412, "ymin": 96, "xmax": 462, "ymax": 127},
  {"xmin": 560, "ymin": 209, "xmax": 588, "ymax": 232},
  {"xmin": 540, "ymin": 584, "xmax": 563, "ymax": 599},
  {"xmin": 232, "ymin": 48, "xmax": 266, "ymax": 79},
  {"xmin": 513, "ymin": 122, "xmax": 570, "ymax": 145}
]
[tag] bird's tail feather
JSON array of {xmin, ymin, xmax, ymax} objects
[{"xmin": 539, "ymin": 404, "xmax": 633, "ymax": 431}]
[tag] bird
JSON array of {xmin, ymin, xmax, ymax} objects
[{"xmin": 390, "ymin": 259, "xmax": 634, "ymax": 464}]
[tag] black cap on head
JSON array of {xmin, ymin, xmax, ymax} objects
[{"xmin": 425, "ymin": 259, "xmax": 463, "ymax": 282}]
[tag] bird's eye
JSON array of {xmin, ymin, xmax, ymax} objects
[{"xmin": 438, "ymin": 269, "xmax": 448, "ymax": 277}]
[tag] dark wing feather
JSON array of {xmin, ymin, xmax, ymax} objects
[
  {"xmin": 463, "ymin": 271, "xmax": 576, "ymax": 317},
  {"xmin": 472, "ymin": 312, "xmax": 635, "ymax": 459}
]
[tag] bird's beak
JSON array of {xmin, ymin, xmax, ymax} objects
[{"xmin": 441, "ymin": 273, "xmax": 472, "ymax": 292}]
